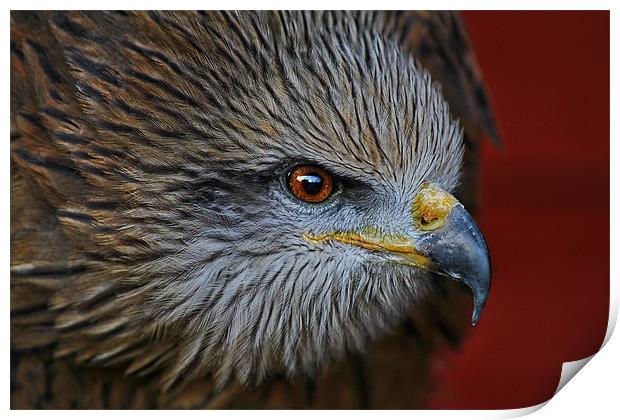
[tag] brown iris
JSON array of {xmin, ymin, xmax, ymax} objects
[{"xmin": 288, "ymin": 165, "xmax": 333, "ymax": 203}]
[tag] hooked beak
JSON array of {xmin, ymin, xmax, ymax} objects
[
  {"xmin": 305, "ymin": 183, "xmax": 491, "ymax": 325},
  {"xmin": 413, "ymin": 201, "xmax": 491, "ymax": 324}
]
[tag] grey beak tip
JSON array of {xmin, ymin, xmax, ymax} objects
[
  {"xmin": 471, "ymin": 296, "xmax": 486, "ymax": 325},
  {"xmin": 471, "ymin": 309, "xmax": 480, "ymax": 326},
  {"xmin": 470, "ymin": 281, "xmax": 490, "ymax": 326}
]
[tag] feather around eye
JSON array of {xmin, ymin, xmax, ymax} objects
[{"xmin": 288, "ymin": 165, "xmax": 333, "ymax": 203}]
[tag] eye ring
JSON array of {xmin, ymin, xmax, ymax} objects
[{"xmin": 287, "ymin": 165, "xmax": 334, "ymax": 203}]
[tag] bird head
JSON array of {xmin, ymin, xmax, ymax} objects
[{"xmin": 47, "ymin": 11, "xmax": 491, "ymax": 388}]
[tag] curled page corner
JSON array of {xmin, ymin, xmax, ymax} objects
[
  {"xmin": 554, "ymin": 355, "xmax": 595, "ymax": 396},
  {"xmin": 492, "ymin": 355, "xmax": 597, "ymax": 419},
  {"xmin": 494, "ymin": 401, "xmax": 547, "ymax": 418},
  {"xmin": 542, "ymin": 290, "xmax": 619, "ymax": 408}
]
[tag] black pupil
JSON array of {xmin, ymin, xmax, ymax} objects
[{"xmin": 297, "ymin": 174, "xmax": 323, "ymax": 195}]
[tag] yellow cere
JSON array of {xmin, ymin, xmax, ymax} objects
[{"xmin": 411, "ymin": 182, "xmax": 459, "ymax": 231}]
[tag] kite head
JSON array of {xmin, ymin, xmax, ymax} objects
[{"xmin": 42, "ymin": 11, "xmax": 493, "ymax": 389}]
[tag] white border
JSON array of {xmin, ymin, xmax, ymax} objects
[{"xmin": 4, "ymin": 1, "xmax": 617, "ymax": 418}]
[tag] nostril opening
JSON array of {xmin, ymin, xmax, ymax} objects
[{"xmin": 421, "ymin": 215, "xmax": 439, "ymax": 226}]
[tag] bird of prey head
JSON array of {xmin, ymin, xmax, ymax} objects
[{"xmin": 11, "ymin": 11, "xmax": 491, "ymax": 389}]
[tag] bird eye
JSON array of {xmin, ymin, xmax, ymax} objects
[{"xmin": 287, "ymin": 165, "xmax": 333, "ymax": 203}]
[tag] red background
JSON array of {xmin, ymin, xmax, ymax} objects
[{"xmin": 427, "ymin": 11, "xmax": 610, "ymax": 409}]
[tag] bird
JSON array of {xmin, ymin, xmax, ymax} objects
[{"xmin": 10, "ymin": 11, "xmax": 499, "ymax": 409}]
